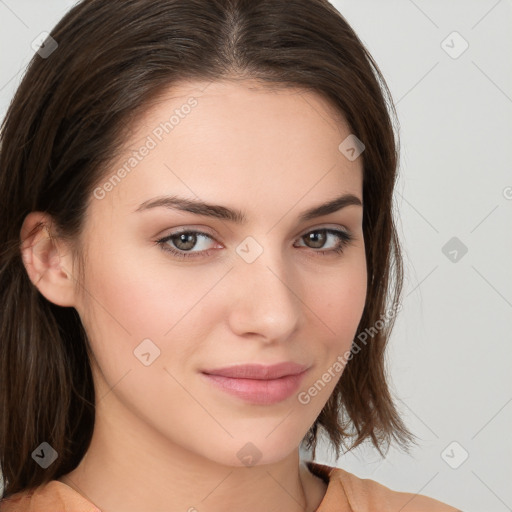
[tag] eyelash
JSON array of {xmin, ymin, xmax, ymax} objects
[{"xmin": 155, "ymin": 228, "xmax": 354, "ymax": 260}]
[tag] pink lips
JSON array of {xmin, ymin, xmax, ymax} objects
[{"xmin": 201, "ymin": 362, "xmax": 309, "ymax": 405}]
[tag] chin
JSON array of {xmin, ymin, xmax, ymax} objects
[{"xmin": 199, "ymin": 436, "xmax": 299, "ymax": 469}]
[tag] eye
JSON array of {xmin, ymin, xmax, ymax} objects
[
  {"xmin": 156, "ymin": 227, "xmax": 354, "ymax": 260},
  {"xmin": 294, "ymin": 228, "xmax": 354, "ymax": 256},
  {"xmin": 156, "ymin": 230, "xmax": 217, "ymax": 259}
]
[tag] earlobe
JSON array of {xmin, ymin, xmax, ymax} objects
[{"xmin": 19, "ymin": 212, "xmax": 77, "ymax": 308}]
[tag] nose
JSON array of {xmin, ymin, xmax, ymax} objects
[{"xmin": 226, "ymin": 240, "xmax": 303, "ymax": 343}]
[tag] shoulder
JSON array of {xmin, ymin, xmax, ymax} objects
[
  {"xmin": 307, "ymin": 461, "xmax": 463, "ymax": 512},
  {"xmin": 0, "ymin": 480, "xmax": 100, "ymax": 512},
  {"xmin": 333, "ymin": 466, "xmax": 462, "ymax": 512}
]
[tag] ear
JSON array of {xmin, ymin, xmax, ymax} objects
[{"xmin": 19, "ymin": 211, "xmax": 78, "ymax": 308}]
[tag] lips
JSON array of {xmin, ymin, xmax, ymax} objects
[
  {"xmin": 200, "ymin": 362, "xmax": 310, "ymax": 405},
  {"xmin": 201, "ymin": 362, "xmax": 309, "ymax": 380}
]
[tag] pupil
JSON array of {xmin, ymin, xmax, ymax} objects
[
  {"xmin": 177, "ymin": 233, "xmax": 196, "ymax": 250},
  {"xmin": 308, "ymin": 231, "xmax": 325, "ymax": 248}
]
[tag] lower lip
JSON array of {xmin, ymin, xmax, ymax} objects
[{"xmin": 201, "ymin": 370, "xmax": 308, "ymax": 405}]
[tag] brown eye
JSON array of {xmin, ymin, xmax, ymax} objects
[
  {"xmin": 157, "ymin": 230, "xmax": 217, "ymax": 259},
  {"xmin": 304, "ymin": 230, "xmax": 328, "ymax": 249},
  {"xmin": 296, "ymin": 228, "xmax": 354, "ymax": 255},
  {"xmin": 172, "ymin": 232, "xmax": 199, "ymax": 251}
]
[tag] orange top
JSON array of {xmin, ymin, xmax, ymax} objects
[{"xmin": 0, "ymin": 461, "xmax": 461, "ymax": 511}]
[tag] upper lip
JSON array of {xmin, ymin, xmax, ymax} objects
[{"xmin": 202, "ymin": 362, "xmax": 309, "ymax": 380}]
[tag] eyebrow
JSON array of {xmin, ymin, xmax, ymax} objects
[{"xmin": 134, "ymin": 193, "xmax": 362, "ymax": 223}]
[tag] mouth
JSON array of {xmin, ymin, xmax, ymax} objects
[{"xmin": 200, "ymin": 362, "xmax": 309, "ymax": 405}]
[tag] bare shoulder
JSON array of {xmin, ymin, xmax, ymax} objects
[{"xmin": 333, "ymin": 467, "xmax": 463, "ymax": 512}]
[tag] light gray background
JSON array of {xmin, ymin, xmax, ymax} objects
[{"xmin": 1, "ymin": 1, "xmax": 511, "ymax": 511}]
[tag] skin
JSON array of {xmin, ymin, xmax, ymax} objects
[{"xmin": 20, "ymin": 79, "xmax": 367, "ymax": 512}]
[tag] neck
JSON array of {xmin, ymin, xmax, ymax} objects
[{"xmin": 58, "ymin": 391, "xmax": 327, "ymax": 512}]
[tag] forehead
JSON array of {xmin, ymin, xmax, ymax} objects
[
  {"xmin": 90, "ymin": 79, "xmax": 363, "ymax": 222},
  {"xmin": 136, "ymin": 78, "xmax": 349, "ymax": 132}
]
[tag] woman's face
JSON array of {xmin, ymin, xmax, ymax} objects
[{"xmin": 73, "ymin": 79, "xmax": 367, "ymax": 466}]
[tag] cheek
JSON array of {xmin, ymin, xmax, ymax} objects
[
  {"xmin": 307, "ymin": 258, "xmax": 367, "ymax": 340},
  {"xmin": 76, "ymin": 247, "xmax": 224, "ymax": 369},
  {"xmin": 300, "ymin": 254, "xmax": 367, "ymax": 375}
]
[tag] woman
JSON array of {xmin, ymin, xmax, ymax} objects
[{"xmin": 0, "ymin": 0, "xmax": 461, "ymax": 510}]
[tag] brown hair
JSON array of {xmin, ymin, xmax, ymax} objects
[{"xmin": 0, "ymin": 0, "xmax": 416, "ymax": 499}]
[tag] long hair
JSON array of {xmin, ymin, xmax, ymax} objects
[{"xmin": 0, "ymin": 0, "xmax": 416, "ymax": 499}]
